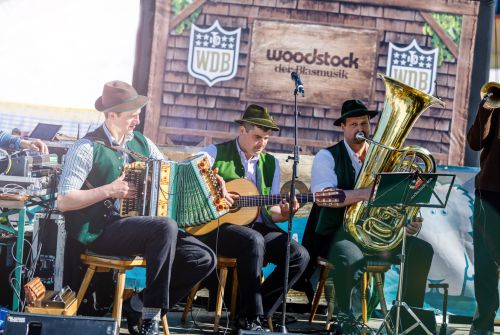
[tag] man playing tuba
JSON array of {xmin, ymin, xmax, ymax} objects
[{"xmin": 310, "ymin": 99, "xmax": 434, "ymax": 327}]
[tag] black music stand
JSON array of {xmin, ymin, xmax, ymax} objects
[{"xmin": 369, "ymin": 172, "xmax": 455, "ymax": 335}]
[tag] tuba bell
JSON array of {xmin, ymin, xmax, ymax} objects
[
  {"xmin": 480, "ymin": 81, "xmax": 500, "ymax": 108},
  {"xmin": 343, "ymin": 74, "xmax": 444, "ymax": 253}
]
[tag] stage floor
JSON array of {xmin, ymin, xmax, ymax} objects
[{"xmin": 117, "ymin": 306, "xmax": 497, "ymax": 335}]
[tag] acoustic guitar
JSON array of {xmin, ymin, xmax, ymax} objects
[{"xmin": 184, "ymin": 178, "xmax": 343, "ymax": 236}]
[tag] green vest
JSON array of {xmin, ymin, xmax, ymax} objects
[
  {"xmin": 64, "ymin": 126, "xmax": 150, "ymax": 245},
  {"xmin": 315, "ymin": 141, "xmax": 356, "ymax": 236},
  {"xmin": 213, "ymin": 139, "xmax": 277, "ymax": 228}
]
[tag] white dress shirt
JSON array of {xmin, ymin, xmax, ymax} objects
[{"xmin": 310, "ymin": 141, "xmax": 366, "ymax": 193}]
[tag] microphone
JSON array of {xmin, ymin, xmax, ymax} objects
[
  {"xmin": 355, "ymin": 132, "xmax": 365, "ymax": 142},
  {"xmin": 291, "ymin": 72, "xmax": 305, "ymax": 97}
]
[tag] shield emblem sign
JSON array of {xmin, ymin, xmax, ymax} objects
[
  {"xmin": 386, "ymin": 39, "xmax": 439, "ymax": 95},
  {"xmin": 187, "ymin": 20, "xmax": 241, "ymax": 87}
]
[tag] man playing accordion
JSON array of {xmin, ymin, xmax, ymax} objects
[{"xmin": 57, "ymin": 80, "xmax": 230, "ymax": 335}]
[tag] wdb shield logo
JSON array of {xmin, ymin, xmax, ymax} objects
[
  {"xmin": 386, "ymin": 39, "xmax": 438, "ymax": 95},
  {"xmin": 187, "ymin": 20, "xmax": 241, "ymax": 87}
]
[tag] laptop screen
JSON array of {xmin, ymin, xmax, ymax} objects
[{"xmin": 29, "ymin": 123, "xmax": 62, "ymax": 141}]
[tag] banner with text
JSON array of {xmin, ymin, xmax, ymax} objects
[{"xmin": 247, "ymin": 20, "xmax": 378, "ymax": 107}]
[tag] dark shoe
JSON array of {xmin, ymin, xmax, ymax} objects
[
  {"xmin": 248, "ymin": 318, "xmax": 270, "ymax": 332},
  {"xmin": 122, "ymin": 298, "xmax": 141, "ymax": 335},
  {"xmin": 238, "ymin": 317, "xmax": 270, "ymax": 332},
  {"xmin": 139, "ymin": 318, "xmax": 159, "ymax": 335}
]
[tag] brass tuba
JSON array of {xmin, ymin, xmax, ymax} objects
[{"xmin": 343, "ymin": 74, "xmax": 444, "ymax": 252}]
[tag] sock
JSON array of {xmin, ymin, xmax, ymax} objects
[
  {"xmin": 142, "ymin": 307, "xmax": 161, "ymax": 321},
  {"xmin": 130, "ymin": 293, "xmax": 143, "ymax": 312}
]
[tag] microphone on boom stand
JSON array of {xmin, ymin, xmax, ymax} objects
[
  {"xmin": 291, "ymin": 72, "xmax": 305, "ymax": 97},
  {"xmin": 272, "ymin": 71, "xmax": 304, "ymax": 334}
]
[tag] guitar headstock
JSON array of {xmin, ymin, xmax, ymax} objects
[{"xmin": 314, "ymin": 188, "xmax": 346, "ymax": 207}]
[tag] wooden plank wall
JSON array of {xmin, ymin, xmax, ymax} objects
[{"xmin": 145, "ymin": 0, "xmax": 479, "ymax": 165}]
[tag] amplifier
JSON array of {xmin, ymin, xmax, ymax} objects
[
  {"xmin": 0, "ymin": 175, "xmax": 52, "ymax": 196},
  {"xmin": 4, "ymin": 312, "xmax": 117, "ymax": 335},
  {"xmin": 7, "ymin": 154, "xmax": 59, "ymax": 177}
]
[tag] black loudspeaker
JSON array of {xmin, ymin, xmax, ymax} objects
[
  {"xmin": 4, "ymin": 312, "xmax": 117, "ymax": 335},
  {"xmin": 389, "ymin": 306, "xmax": 437, "ymax": 335}
]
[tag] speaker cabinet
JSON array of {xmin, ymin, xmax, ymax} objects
[{"xmin": 4, "ymin": 312, "xmax": 117, "ymax": 335}]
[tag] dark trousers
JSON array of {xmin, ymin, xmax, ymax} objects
[
  {"xmin": 472, "ymin": 190, "xmax": 500, "ymax": 332},
  {"xmin": 327, "ymin": 231, "xmax": 434, "ymax": 312},
  {"xmin": 88, "ymin": 216, "xmax": 216, "ymax": 310},
  {"xmin": 200, "ymin": 222, "xmax": 310, "ymax": 318}
]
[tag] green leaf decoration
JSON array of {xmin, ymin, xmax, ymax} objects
[
  {"xmin": 423, "ymin": 13, "xmax": 462, "ymax": 65},
  {"xmin": 172, "ymin": 0, "xmax": 203, "ymax": 35}
]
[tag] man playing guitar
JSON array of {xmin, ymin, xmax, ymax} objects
[{"xmin": 195, "ymin": 104, "xmax": 310, "ymax": 331}]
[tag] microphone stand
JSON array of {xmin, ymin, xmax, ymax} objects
[{"xmin": 279, "ymin": 84, "xmax": 301, "ymax": 333}]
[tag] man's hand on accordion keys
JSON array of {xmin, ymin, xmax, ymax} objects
[{"xmin": 107, "ymin": 173, "xmax": 137, "ymax": 199}]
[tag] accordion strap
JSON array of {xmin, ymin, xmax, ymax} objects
[{"xmin": 86, "ymin": 136, "xmax": 150, "ymax": 162}]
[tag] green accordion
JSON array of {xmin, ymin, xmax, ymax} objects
[{"xmin": 120, "ymin": 154, "xmax": 229, "ymax": 227}]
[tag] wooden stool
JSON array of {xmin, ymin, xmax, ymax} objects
[
  {"xmin": 362, "ymin": 260, "xmax": 391, "ymax": 322},
  {"xmin": 308, "ymin": 257, "xmax": 390, "ymax": 324},
  {"xmin": 181, "ymin": 256, "xmax": 238, "ymax": 332},
  {"xmin": 308, "ymin": 257, "xmax": 333, "ymax": 323},
  {"xmin": 76, "ymin": 252, "xmax": 170, "ymax": 335}
]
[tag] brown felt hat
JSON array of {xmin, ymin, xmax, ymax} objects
[{"xmin": 95, "ymin": 80, "xmax": 148, "ymax": 113}]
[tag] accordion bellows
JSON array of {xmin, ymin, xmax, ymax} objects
[{"xmin": 120, "ymin": 154, "xmax": 230, "ymax": 227}]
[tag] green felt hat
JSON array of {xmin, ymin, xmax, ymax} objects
[{"xmin": 235, "ymin": 104, "xmax": 280, "ymax": 131}]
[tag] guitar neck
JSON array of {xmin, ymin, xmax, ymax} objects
[{"xmin": 235, "ymin": 193, "xmax": 315, "ymax": 208}]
